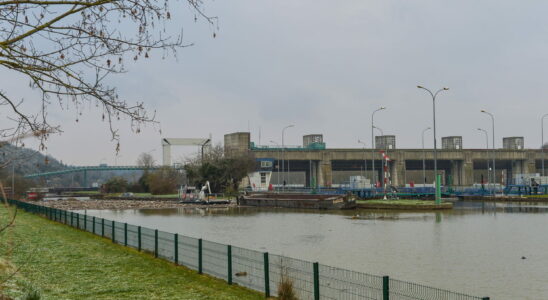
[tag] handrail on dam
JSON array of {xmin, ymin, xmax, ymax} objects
[{"xmin": 8, "ymin": 199, "xmax": 490, "ymax": 300}]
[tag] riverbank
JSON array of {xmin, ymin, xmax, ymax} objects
[
  {"xmin": 357, "ymin": 199, "xmax": 453, "ymax": 210},
  {"xmin": 0, "ymin": 205, "xmax": 262, "ymax": 299},
  {"xmin": 33, "ymin": 199, "xmax": 235, "ymax": 210}
]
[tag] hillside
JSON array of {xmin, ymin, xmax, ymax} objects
[{"xmin": 0, "ymin": 144, "xmax": 66, "ymax": 176}]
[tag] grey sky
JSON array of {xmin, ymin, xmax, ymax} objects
[{"xmin": 3, "ymin": 0, "xmax": 548, "ymax": 165}]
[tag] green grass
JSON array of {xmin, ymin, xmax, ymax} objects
[
  {"xmin": 357, "ymin": 199, "xmax": 447, "ymax": 205},
  {"xmin": 523, "ymin": 194, "xmax": 548, "ymax": 198},
  {"xmin": 72, "ymin": 191, "xmax": 101, "ymax": 195},
  {"xmin": 0, "ymin": 207, "xmax": 262, "ymax": 300}
]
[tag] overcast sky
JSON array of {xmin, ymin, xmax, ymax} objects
[{"xmin": 4, "ymin": 0, "xmax": 548, "ymax": 165}]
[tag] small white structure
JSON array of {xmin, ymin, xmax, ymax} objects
[
  {"xmin": 247, "ymin": 171, "xmax": 272, "ymax": 191},
  {"xmin": 349, "ymin": 176, "xmax": 371, "ymax": 189}
]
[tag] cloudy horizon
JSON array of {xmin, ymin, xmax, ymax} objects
[{"xmin": 3, "ymin": 0, "xmax": 548, "ymax": 166}]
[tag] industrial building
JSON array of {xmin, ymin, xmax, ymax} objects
[{"xmin": 225, "ymin": 132, "xmax": 548, "ymax": 188}]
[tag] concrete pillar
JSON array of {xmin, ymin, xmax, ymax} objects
[
  {"xmin": 511, "ymin": 160, "xmax": 525, "ymax": 184},
  {"xmin": 319, "ymin": 160, "xmax": 332, "ymax": 187},
  {"xmin": 450, "ymin": 160, "xmax": 463, "ymax": 186},
  {"xmin": 461, "ymin": 155, "xmax": 474, "ymax": 186},
  {"xmin": 525, "ymin": 157, "xmax": 537, "ymax": 174},
  {"xmin": 392, "ymin": 160, "xmax": 406, "ymax": 187}
]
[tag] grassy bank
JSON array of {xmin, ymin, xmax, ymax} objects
[
  {"xmin": 357, "ymin": 199, "xmax": 453, "ymax": 209},
  {"xmin": 0, "ymin": 206, "xmax": 262, "ymax": 300}
]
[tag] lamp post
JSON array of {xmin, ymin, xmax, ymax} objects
[
  {"xmin": 477, "ymin": 128, "xmax": 490, "ymax": 189},
  {"xmin": 281, "ymin": 124, "xmax": 294, "ymax": 191},
  {"xmin": 542, "ymin": 114, "xmax": 548, "ymax": 185},
  {"xmin": 270, "ymin": 140, "xmax": 281, "ymax": 190},
  {"xmin": 371, "ymin": 107, "xmax": 386, "ymax": 187},
  {"xmin": 421, "ymin": 127, "xmax": 431, "ymax": 186},
  {"xmin": 373, "ymin": 126, "xmax": 387, "ymax": 190},
  {"xmin": 358, "ymin": 140, "xmax": 367, "ymax": 181},
  {"xmin": 481, "ymin": 110, "xmax": 495, "ymax": 194},
  {"xmin": 417, "ymin": 86, "xmax": 449, "ymax": 203}
]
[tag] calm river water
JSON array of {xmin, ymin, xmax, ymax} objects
[{"xmin": 81, "ymin": 202, "xmax": 548, "ymax": 300}]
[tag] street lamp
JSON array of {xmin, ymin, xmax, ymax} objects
[
  {"xmin": 371, "ymin": 107, "xmax": 386, "ymax": 187},
  {"xmin": 477, "ymin": 128, "xmax": 490, "ymax": 189},
  {"xmin": 373, "ymin": 125, "xmax": 384, "ymax": 137},
  {"xmin": 270, "ymin": 140, "xmax": 281, "ymax": 190},
  {"xmin": 481, "ymin": 110, "xmax": 495, "ymax": 194},
  {"xmin": 421, "ymin": 127, "xmax": 431, "ymax": 186},
  {"xmin": 281, "ymin": 124, "xmax": 295, "ymax": 191},
  {"xmin": 417, "ymin": 85, "xmax": 449, "ymax": 203},
  {"xmin": 358, "ymin": 140, "xmax": 367, "ymax": 181},
  {"xmin": 542, "ymin": 114, "xmax": 548, "ymax": 185}
]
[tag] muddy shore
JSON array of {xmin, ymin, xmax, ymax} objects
[{"xmin": 32, "ymin": 199, "xmax": 236, "ymax": 210}]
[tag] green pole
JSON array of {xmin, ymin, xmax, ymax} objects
[
  {"xmin": 198, "ymin": 239, "xmax": 203, "ymax": 274},
  {"xmin": 435, "ymin": 174, "xmax": 442, "ymax": 204},
  {"xmin": 138, "ymin": 226, "xmax": 142, "ymax": 251},
  {"xmin": 174, "ymin": 233, "xmax": 179, "ymax": 265},
  {"xmin": 76, "ymin": 213, "xmax": 79, "ymax": 229},
  {"xmin": 227, "ymin": 245, "xmax": 232, "ymax": 285},
  {"xmin": 313, "ymin": 262, "xmax": 320, "ymax": 300},
  {"xmin": 84, "ymin": 213, "xmax": 87, "ymax": 231},
  {"xmin": 101, "ymin": 218, "xmax": 105, "ymax": 237},
  {"xmin": 92, "ymin": 216, "xmax": 96, "ymax": 234},
  {"xmin": 154, "ymin": 229, "xmax": 158, "ymax": 258},
  {"xmin": 70, "ymin": 211, "xmax": 73, "ymax": 226},
  {"xmin": 383, "ymin": 276, "xmax": 389, "ymax": 300},
  {"xmin": 124, "ymin": 223, "xmax": 128, "ymax": 246},
  {"xmin": 112, "ymin": 220, "xmax": 115, "ymax": 243},
  {"xmin": 263, "ymin": 252, "xmax": 270, "ymax": 297}
]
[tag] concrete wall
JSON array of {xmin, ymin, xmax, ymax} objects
[{"xmin": 250, "ymin": 148, "xmax": 548, "ymax": 187}]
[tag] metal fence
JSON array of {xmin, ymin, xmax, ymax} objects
[{"xmin": 8, "ymin": 199, "xmax": 490, "ymax": 300}]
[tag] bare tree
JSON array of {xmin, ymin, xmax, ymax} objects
[
  {"xmin": 0, "ymin": 0, "xmax": 216, "ymax": 150},
  {"xmin": 136, "ymin": 152, "xmax": 155, "ymax": 168}
]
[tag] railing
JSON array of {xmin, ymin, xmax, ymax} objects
[{"xmin": 7, "ymin": 199, "xmax": 490, "ymax": 300}]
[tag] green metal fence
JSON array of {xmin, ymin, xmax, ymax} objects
[{"xmin": 7, "ymin": 200, "xmax": 489, "ymax": 300}]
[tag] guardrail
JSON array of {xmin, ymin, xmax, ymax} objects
[{"xmin": 8, "ymin": 199, "xmax": 490, "ymax": 300}]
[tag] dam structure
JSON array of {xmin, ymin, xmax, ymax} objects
[{"xmin": 225, "ymin": 132, "xmax": 547, "ymax": 188}]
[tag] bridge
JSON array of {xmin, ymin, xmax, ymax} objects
[{"xmin": 24, "ymin": 165, "xmax": 183, "ymax": 187}]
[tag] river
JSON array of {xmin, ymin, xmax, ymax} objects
[{"xmin": 80, "ymin": 202, "xmax": 548, "ymax": 300}]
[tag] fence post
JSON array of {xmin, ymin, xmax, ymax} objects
[
  {"xmin": 92, "ymin": 216, "xmax": 96, "ymax": 234},
  {"xmin": 84, "ymin": 213, "xmax": 87, "ymax": 230},
  {"xmin": 264, "ymin": 252, "xmax": 270, "ymax": 298},
  {"xmin": 112, "ymin": 220, "xmax": 115, "ymax": 243},
  {"xmin": 227, "ymin": 245, "xmax": 232, "ymax": 285},
  {"xmin": 64, "ymin": 210, "xmax": 67, "ymax": 224},
  {"xmin": 138, "ymin": 226, "xmax": 142, "ymax": 251},
  {"xmin": 313, "ymin": 262, "xmax": 320, "ymax": 300},
  {"xmin": 174, "ymin": 233, "xmax": 178, "ymax": 265},
  {"xmin": 154, "ymin": 229, "xmax": 158, "ymax": 258},
  {"xmin": 76, "ymin": 213, "xmax": 80, "ymax": 229},
  {"xmin": 383, "ymin": 276, "xmax": 389, "ymax": 300},
  {"xmin": 198, "ymin": 239, "xmax": 203, "ymax": 274},
  {"xmin": 101, "ymin": 218, "xmax": 105, "ymax": 237},
  {"xmin": 71, "ymin": 211, "xmax": 74, "ymax": 226},
  {"xmin": 124, "ymin": 223, "xmax": 128, "ymax": 246}
]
